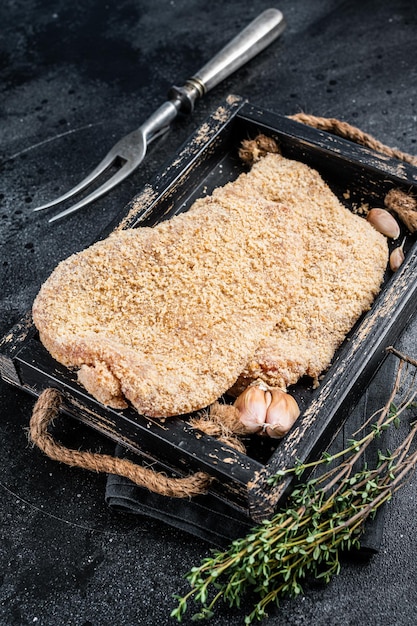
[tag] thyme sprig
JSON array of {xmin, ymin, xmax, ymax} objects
[{"xmin": 171, "ymin": 351, "xmax": 417, "ymax": 624}]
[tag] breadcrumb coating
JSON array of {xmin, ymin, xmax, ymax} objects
[
  {"xmin": 32, "ymin": 151, "xmax": 388, "ymax": 417},
  {"xmin": 230, "ymin": 153, "xmax": 388, "ymax": 394},
  {"xmin": 33, "ymin": 161, "xmax": 302, "ymax": 417}
]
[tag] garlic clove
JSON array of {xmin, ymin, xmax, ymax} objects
[
  {"xmin": 389, "ymin": 237, "xmax": 406, "ymax": 272},
  {"xmin": 366, "ymin": 208, "xmax": 400, "ymax": 240},
  {"xmin": 264, "ymin": 388, "xmax": 300, "ymax": 439},
  {"xmin": 233, "ymin": 383, "xmax": 270, "ymax": 434}
]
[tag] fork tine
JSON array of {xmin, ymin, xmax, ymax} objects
[
  {"xmin": 34, "ymin": 104, "xmax": 172, "ymax": 220},
  {"xmin": 48, "ymin": 159, "xmax": 137, "ymax": 223},
  {"xmin": 48, "ymin": 161, "xmax": 136, "ymax": 223},
  {"xmin": 33, "ymin": 151, "xmax": 117, "ymax": 212}
]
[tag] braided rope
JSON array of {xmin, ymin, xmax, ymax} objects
[
  {"xmin": 29, "ymin": 388, "xmax": 212, "ymax": 498},
  {"xmin": 289, "ymin": 113, "xmax": 417, "ymax": 167}
]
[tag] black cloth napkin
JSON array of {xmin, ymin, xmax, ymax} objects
[
  {"xmin": 106, "ymin": 456, "xmax": 253, "ymax": 547},
  {"xmin": 105, "ymin": 358, "xmax": 394, "ymax": 551}
]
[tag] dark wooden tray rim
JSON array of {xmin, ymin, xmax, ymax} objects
[{"xmin": 2, "ymin": 95, "xmax": 417, "ymax": 522}]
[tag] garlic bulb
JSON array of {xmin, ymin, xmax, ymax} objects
[
  {"xmin": 366, "ymin": 208, "xmax": 400, "ymax": 240},
  {"xmin": 264, "ymin": 388, "xmax": 300, "ymax": 439},
  {"xmin": 233, "ymin": 382, "xmax": 270, "ymax": 434},
  {"xmin": 233, "ymin": 381, "xmax": 300, "ymax": 438},
  {"xmin": 389, "ymin": 238, "xmax": 406, "ymax": 272}
]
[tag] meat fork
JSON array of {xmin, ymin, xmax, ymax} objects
[{"xmin": 33, "ymin": 8, "xmax": 286, "ymax": 222}]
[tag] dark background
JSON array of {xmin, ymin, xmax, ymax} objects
[{"xmin": 1, "ymin": 1, "xmax": 417, "ymax": 624}]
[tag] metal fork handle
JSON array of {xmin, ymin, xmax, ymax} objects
[
  {"xmin": 169, "ymin": 8, "xmax": 286, "ymax": 112},
  {"xmin": 144, "ymin": 10, "xmax": 285, "ymax": 141},
  {"xmin": 36, "ymin": 8, "xmax": 286, "ymax": 222}
]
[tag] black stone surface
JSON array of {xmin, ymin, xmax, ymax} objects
[{"xmin": 1, "ymin": 1, "xmax": 417, "ymax": 625}]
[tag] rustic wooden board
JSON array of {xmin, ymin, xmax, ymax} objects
[{"xmin": 1, "ymin": 96, "xmax": 417, "ymax": 523}]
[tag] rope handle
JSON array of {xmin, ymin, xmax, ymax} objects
[
  {"xmin": 289, "ymin": 112, "xmax": 417, "ymax": 167},
  {"xmin": 28, "ymin": 115, "xmax": 417, "ymax": 498},
  {"xmin": 29, "ymin": 388, "xmax": 212, "ymax": 498}
]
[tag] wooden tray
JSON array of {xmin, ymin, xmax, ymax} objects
[{"xmin": 2, "ymin": 95, "xmax": 417, "ymax": 523}]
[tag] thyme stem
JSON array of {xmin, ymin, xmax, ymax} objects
[{"xmin": 171, "ymin": 352, "xmax": 417, "ymax": 624}]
